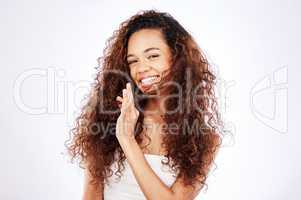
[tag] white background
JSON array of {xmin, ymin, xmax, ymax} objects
[{"xmin": 0, "ymin": 0, "xmax": 300, "ymax": 199}]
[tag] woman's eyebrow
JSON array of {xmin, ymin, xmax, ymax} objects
[{"xmin": 127, "ymin": 47, "xmax": 160, "ymax": 59}]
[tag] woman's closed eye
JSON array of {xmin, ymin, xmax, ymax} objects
[
  {"xmin": 148, "ymin": 54, "xmax": 159, "ymax": 59},
  {"xmin": 127, "ymin": 60, "xmax": 137, "ymax": 65},
  {"xmin": 127, "ymin": 55, "xmax": 159, "ymax": 65}
]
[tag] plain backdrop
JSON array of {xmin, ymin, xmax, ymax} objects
[{"xmin": 0, "ymin": 0, "xmax": 300, "ymax": 199}]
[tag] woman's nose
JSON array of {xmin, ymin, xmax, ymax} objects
[{"xmin": 137, "ymin": 59, "xmax": 151, "ymax": 73}]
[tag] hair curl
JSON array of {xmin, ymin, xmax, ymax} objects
[{"xmin": 65, "ymin": 9, "xmax": 224, "ymax": 192}]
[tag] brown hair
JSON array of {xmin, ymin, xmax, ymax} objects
[{"xmin": 65, "ymin": 9, "xmax": 224, "ymax": 191}]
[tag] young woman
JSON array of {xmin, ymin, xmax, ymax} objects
[{"xmin": 66, "ymin": 9, "xmax": 223, "ymax": 200}]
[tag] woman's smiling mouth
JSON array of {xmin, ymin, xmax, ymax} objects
[{"xmin": 138, "ymin": 75, "xmax": 160, "ymax": 90}]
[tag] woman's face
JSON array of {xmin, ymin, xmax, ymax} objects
[{"xmin": 126, "ymin": 29, "xmax": 172, "ymax": 94}]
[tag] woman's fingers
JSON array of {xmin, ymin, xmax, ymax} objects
[
  {"xmin": 126, "ymin": 82, "xmax": 134, "ymax": 105},
  {"xmin": 116, "ymin": 96, "xmax": 123, "ymax": 102},
  {"xmin": 126, "ymin": 82, "xmax": 135, "ymax": 109},
  {"xmin": 116, "ymin": 96, "xmax": 123, "ymax": 108},
  {"xmin": 126, "ymin": 83, "xmax": 138, "ymax": 116},
  {"xmin": 118, "ymin": 82, "xmax": 136, "ymax": 111},
  {"xmin": 121, "ymin": 88, "xmax": 128, "ymax": 112}
]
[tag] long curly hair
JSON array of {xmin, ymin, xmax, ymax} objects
[{"xmin": 65, "ymin": 9, "xmax": 224, "ymax": 192}]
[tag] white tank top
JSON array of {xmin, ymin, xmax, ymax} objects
[{"xmin": 104, "ymin": 154, "xmax": 179, "ymax": 200}]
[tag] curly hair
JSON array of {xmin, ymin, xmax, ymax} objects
[{"xmin": 65, "ymin": 9, "xmax": 224, "ymax": 192}]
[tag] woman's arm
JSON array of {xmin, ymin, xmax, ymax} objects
[
  {"xmin": 82, "ymin": 164, "xmax": 104, "ymax": 200},
  {"xmin": 118, "ymin": 136, "xmax": 174, "ymax": 200},
  {"xmin": 116, "ymin": 83, "xmax": 218, "ymax": 199}
]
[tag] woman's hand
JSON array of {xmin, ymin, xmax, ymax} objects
[{"xmin": 115, "ymin": 82, "xmax": 140, "ymax": 141}]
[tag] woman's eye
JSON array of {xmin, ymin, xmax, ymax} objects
[
  {"xmin": 148, "ymin": 54, "xmax": 159, "ymax": 59},
  {"xmin": 128, "ymin": 60, "xmax": 137, "ymax": 65}
]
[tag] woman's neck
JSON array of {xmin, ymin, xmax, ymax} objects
[{"xmin": 143, "ymin": 97, "xmax": 165, "ymax": 122}]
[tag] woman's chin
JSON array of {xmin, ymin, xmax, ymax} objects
[{"xmin": 139, "ymin": 85, "xmax": 159, "ymax": 96}]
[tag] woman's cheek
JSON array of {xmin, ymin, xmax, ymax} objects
[{"xmin": 130, "ymin": 70, "xmax": 138, "ymax": 84}]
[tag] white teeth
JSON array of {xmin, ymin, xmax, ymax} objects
[{"xmin": 140, "ymin": 76, "xmax": 158, "ymax": 84}]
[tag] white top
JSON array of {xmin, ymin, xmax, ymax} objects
[{"xmin": 103, "ymin": 154, "xmax": 179, "ymax": 200}]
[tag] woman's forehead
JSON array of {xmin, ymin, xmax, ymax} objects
[{"xmin": 127, "ymin": 29, "xmax": 169, "ymax": 56}]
